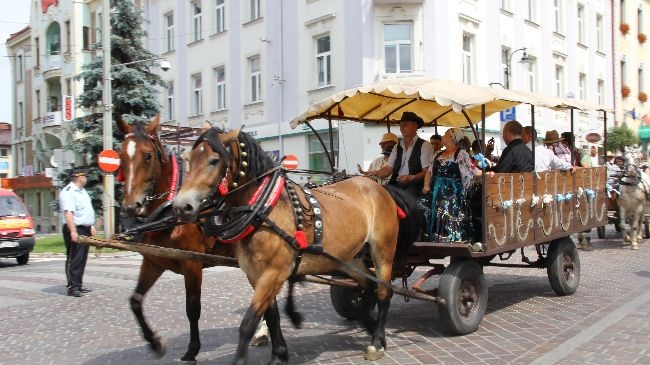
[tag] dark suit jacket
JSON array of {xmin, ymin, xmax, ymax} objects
[{"xmin": 494, "ymin": 139, "xmax": 534, "ymax": 173}]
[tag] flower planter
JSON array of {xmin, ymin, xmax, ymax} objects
[
  {"xmin": 620, "ymin": 23, "xmax": 630, "ymax": 34},
  {"xmin": 622, "ymin": 85, "xmax": 631, "ymax": 98},
  {"xmin": 640, "ymin": 92, "xmax": 648, "ymax": 103},
  {"xmin": 639, "ymin": 33, "xmax": 647, "ymax": 43}
]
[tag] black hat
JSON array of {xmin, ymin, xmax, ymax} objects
[
  {"xmin": 71, "ymin": 167, "xmax": 87, "ymax": 177},
  {"xmin": 399, "ymin": 112, "xmax": 424, "ymax": 129}
]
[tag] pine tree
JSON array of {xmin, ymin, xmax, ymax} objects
[{"xmin": 61, "ymin": 0, "xmax": 164, "ymax": 211}]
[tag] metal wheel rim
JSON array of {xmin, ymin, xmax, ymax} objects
[
  {"xmin": 562, "ymin": 251, "xmax": 576, "ymax": 282},
  {"xmin": 457, "ymin": 279, "xmax": 479, "ymax": 318}
]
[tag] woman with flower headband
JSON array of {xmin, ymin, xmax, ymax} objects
[{"xmin": 422, "ymin": 128, "xmax": 481, "ymax": 242}]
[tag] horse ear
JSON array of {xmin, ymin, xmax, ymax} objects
[
  {"xmin": 115, "ymin": 115, "xmax": 131, "ymax": 134},
  {"xmin": 147, "ymin": 114, "xmax": 161, "ymax": 134},
  {"xmin": 200, "ymin": 121, "xmax": 212, "ymax": 134},
  {"xmin": 222, "ymin": 129, "xmax": 240, "ymax": 144}
]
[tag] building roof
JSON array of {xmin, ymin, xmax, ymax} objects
[
  {"xmin": 0, "ymin": 122, "xmax": 12, "ymax": 145},
  {"xmin": 6, "ymin": 26, "xmax": 30, "ymax": 43}
]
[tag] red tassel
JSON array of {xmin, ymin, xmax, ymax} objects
[
  {"xmin": 293, "ymin": 230, "xmax": 308, "ymax": 249},
  {"xmin": 218, "ymin": 178, "xmax": 229, "ymax": 195},
  {"xmin": 116, "ymin": 169, "xmax": 124, "ymax": 183},
  {"xmin": 396, "ymin": 207, "xmax": 406, "ymax": 220}
]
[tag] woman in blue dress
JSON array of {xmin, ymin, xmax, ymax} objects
[{"xmin": 422, "ymin": 128, "xmax": 481, "ymax": 242}]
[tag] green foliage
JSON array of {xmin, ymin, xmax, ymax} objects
[
  {"xmin": 606, "ymin": 125, "xmax": 639, "ymax": 153},
  {"xmin": 60, "ymin": 0, "xmax": 164, "ymax": 211}
]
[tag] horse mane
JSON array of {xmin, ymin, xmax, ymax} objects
[{"xmin": 194, "ymin": 127, "xmax": 277, "ymax": 177}]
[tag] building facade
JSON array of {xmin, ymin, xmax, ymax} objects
[
  {"xmin": 614, "ymin": 0, "xmax": 650, "ymax": 143},
  {"xmin": 5, "ymin": 0, "xmax": 102, "ymax": 233},
  {"xmin": 142, "ymin": 0, "xmax": 614, "ymax": 178},
  {"xmin": 0, "ymin": 122, "xmax": 13, "ymax": 180}
]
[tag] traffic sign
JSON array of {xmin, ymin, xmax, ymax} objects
[
  {"xmin": 500, "ymin": 107, "xmax": 516, "ymax": 122},
  {"xmin": 281, "ymin": 154, "xmax": 299, "ymax": 170},
  {"xmin": 98, "ymin": 150, "xmax": 121, "ymax": 173}
]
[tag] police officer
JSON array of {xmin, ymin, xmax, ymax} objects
[{"xmin": 60, "ymin": 167, "xmax": 96, "ymax": 297}]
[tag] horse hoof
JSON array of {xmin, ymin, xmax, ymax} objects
[
  {"xmin": 631, "ymin": 244, "xmax": 640, "ymax": 250},
  {"xmin": 150, "ymin": 336, "xmax": 167, "ymax": 359},
  {"xmin": 180, "ymin": 361, "xmax": 197, "ymax": 365},
  {"xmin": 364, "ymin": 345, "xmax": 385, "ymax": 361},
  {"xmin": 250, "ymin": 334, "xmax": 268, "ymax": 347}
]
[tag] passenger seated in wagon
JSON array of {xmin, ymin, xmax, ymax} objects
[
  {"xmin": 492, "ymin": 120, "xmax": 534, "ymax": 173},
  {"xmin": 521, "ymin": 127, "xmax": 574, "ymax": 172},
  {"xmin": 422, "ymin": 128, "xmax": 482, "ymax": 243}
]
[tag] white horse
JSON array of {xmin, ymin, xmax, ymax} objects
[{"xmin": 617, "ymin": 146, "xmax": 648, "ymax": 250}]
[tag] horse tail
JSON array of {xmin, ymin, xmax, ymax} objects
[{"xmin": 383, "ymin": 185, "xmax": 425, "ymax": 267}]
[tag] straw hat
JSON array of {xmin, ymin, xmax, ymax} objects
[
  {"xmin": 606, "ymin": 151, "xmax": 615, "ymax": 157},
  {"xmin": 399, "ymin": 112, "xmax": 424, "ymax": 129},
  {"xmin": 542, "ymin": 130, "xmax": 563, "ymax": 144},
  {"xmin": 379, "ymin": 132, "xmax": 398, "ymax": 144}
]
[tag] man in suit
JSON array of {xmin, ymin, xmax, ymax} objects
[{"xmin": 493, "ymin": 120, "xmax": 534, "ymax": 173}]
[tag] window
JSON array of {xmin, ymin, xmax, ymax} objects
[
  {"xmin": 250, "ymin": 0, "xmax": 260, "ymax": 20},
  {"xmin": 462, "ymin": 33, "xmax": 474, "ymax": 84},
  {"xmin": 192, "ymin": 2, "xmax": 202, "ymax": 42},
  {"xmin": 577, "ymin": 5, "xmax": 585, "ymax": 44},
  {"xmin": 555, "ymin": 65, "xmax": 564, "ymax": 97},
  {"xmin": 215, "ymin": 67, "xmax": 226, "ymax": 110},
  {"xmin": 82, "ymin": 26, "xmax": 90, "ymax": 50},
  {"xmin": 165, "ymin": 13, "xmax": 174, "ymax": 52},
  {"xmin": 215, "ymin": 0, "xmax": 225, "ymax": 33},
  {"xmin": 527, "ymin": 0, "xmax": 537, "ymax": 22},
  {"xmin": 35, "ymin": 37, "xmax": 40, "ymax": 68},
  {"xmin": 167, "ymin": 81, "xmax": 174, "ymax": 121},
  {"xmin": 553, "ymin": 0, "xmax": 563, "ymax": 33},
  {"xmin": 501, "ymin": 46, "xmax": 510, "ymax": 86},
  {"xmin": 639, "ymin": 67, "xmax": 644, "ymax": 93},
  {"xmin": 16, "ymin": 55, "xmax": 23, "ymax": 82},
  {"xmin": 36, "ymin": 192, "xmax": 42, "ymax": 216},
  {"xmin": 596, "ymin": 14, "xmax": 603, "ymax": 51},
  {"xmin": 579, "ymin": 73, "xmax": 586, "ymax": 100},
  {"xmin": 384, "ymin": 23, "xmax": 412, "ymax": 74},
  {"xmin": 639, "ymin": 8, "xmax": 644, "ymax": 34},
  {"xmin": 192, "ymin": 74, "xmax": 202, "ymax": 115},
  {"xmin": 18, "ymin": 147, "xmax": 24, "ymax": 175},
  {"xmin": 597, "ymin": 79, "xmax": 605, "ymax": 105},
  {"xmin": 35, "ymin": 90, "xmax": 41, "ymax": 119},
  {"xmin": 500, "ymin": 0, "xmax": 511, "ymax": 11},
  {"xmin": 309, "ymin": 131, "xmax": 338, "ymax": 176},
  {"xmin": 620, "ymin": 0, "xmax": 626, "ymax": 23},
  {"xmin": 316, "ymin": 35, "xmax": 331, "ymax": 87},
  {"xmin": 66, "ymin": 78, "xmax": 72, "ymax": 96},
  {"xmin": 620, "ymin": 60, "xmax": 627, "ymax": 86},
  {"xmin": 526, "ymin": 57, "xmax": 537, "ymax": 92},
  {"xmin": 96, "ymin": 12, "xmax": 103, "ymax": 45},
  {"xmin": 249, "ymin": 56, "xmax": 261, "ymax": 102},
  {"xmin": 17, "ymin": 102, "xmax": 24, "ymax": 128},
  {"xmin": 65, "ymin": 20, "xmax": 70, "ymax": 53},
  {"xmin": 0, "ymin": 149, "xmax": 7, "ymax": 157}
]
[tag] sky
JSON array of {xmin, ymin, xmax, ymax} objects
[{"xmin": 0, "ymin": 2, "xmax": 31, "ymax": 122}]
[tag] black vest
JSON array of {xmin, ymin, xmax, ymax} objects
[{"xmin": 390, "ymin": 138, "xmax": 425, "ymax": 191}]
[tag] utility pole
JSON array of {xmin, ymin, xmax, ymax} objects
[{"xmin": 101, "ymin": 0, "xmax": 114, "ymax": 239}]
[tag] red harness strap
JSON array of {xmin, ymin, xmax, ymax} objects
[
  {"xmin": 167, "ymin": 154, "xmax": 179, "ymax": 201},
  {"xmin": 397, "ymin": 206, "xmax": 406, "ymax": 220},
  {"xmin": 218, "ymin": 176, "xmax": 285, "ymax": 244}
]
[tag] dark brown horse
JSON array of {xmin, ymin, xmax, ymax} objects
[
  {"xmin": 172, "ymin": 127, "xmax": 421, "ymax": 364},
  {"xmin": 116, "ymin": 115, "xmax": 237, "ymax": 364}
]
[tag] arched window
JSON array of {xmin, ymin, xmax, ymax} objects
[{"xmin": 46, "ymin": 22, "xmax": 61, "ymax": 55}]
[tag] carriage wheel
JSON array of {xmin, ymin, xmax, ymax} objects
[
  {"xmin": 597, "ymin": 225, "xmax": 606, "ymax": 239},
  {"xmin": 329, "ymin": 276, "xmax": 377, "ymax": 320},
  {"xmin": 644, "ymin": 221, "xmax": 650, "ymax": 239},
  {"xmin": 437, "ymin": 260, "xmax": 487, "ymax": 335},
  {"xmin": 546, "ymin": 237, "xmax": 581, "ymax": 296}
]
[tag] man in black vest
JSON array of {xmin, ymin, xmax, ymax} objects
[{"xmin": 365, "ymin": 112, "xmax": 434, "ymax": 196}]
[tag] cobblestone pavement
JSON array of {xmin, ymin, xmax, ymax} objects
[{"xmin": 0, "ymin": 231, "xmax": 648, "ymax": 365}]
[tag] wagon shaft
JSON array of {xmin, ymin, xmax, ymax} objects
[{"xmin": 77, "ymin": 236, "xmax": 239, "ymax": 267}]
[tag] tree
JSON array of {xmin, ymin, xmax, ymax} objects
[
  {"xmin": 606, "ymin": 125, "xmax": 639, "ymax": 153},
  {"xmin": 60, "ymin": 0, "xmax": 164, "ymax": 210}
]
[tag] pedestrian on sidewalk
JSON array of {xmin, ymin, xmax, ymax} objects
[{"xmin": 60, "ymin": 167, "xmax": 97, "ymax": 297}]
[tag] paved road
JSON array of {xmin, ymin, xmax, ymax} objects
[{"xmin": 0, "ymin": 232, "xmax": 648, "ymax": 365}]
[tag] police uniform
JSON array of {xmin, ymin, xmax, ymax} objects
[{"xmin": 60, "ymin": 169, "xmax": 95, "ymax": 296}]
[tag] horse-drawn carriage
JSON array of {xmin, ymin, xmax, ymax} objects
[{"xmin": 80, "ymin": 78, "xmax": 611, "ymax": 364}]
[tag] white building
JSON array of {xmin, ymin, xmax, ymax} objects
[{"xmin": 142, "ymin": 0, "xmax": 614, "ymax": 181}]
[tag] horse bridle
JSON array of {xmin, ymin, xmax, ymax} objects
[{"xmin": 123, "ymin": 132, "xmax": 166, "ymax": 204}]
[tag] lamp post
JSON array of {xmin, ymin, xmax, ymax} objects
[
  {"xmin": 101, "ymin": 0, "xmax": 169, "ymax": 239},
  {"xmin": 504, "ymin": 47, "xmax": 533, "ymax": 89}
]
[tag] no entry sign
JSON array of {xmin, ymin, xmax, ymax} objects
[
  {"xmin": 98, "ymin": 150, "xmax": 121, "ymax": 173},
  {"xmin": 281, "ymin": 154, "xmax": 299, "ymax": 170}
]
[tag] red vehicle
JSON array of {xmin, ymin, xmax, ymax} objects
[{"xmin": 0, "ymin": 188, "xmax": 35, "ymax": 265}]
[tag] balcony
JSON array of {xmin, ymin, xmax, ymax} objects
[
  {"xmin": 42, "ymin": 55, "xmax": 62, "ymax": 79},
  {"xmin": 42, "ymin": 111, "xmax": 62, "ymax": 127}
]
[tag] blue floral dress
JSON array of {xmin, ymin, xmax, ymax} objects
[{"xmin": 424, "ymin": 149, "xmax": 477, "ymax": 242}]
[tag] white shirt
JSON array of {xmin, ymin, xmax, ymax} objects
[
  {"xmin": 526, "ymin": 142, "xmax": 572, "ymax": 172},
  {"xmin": 387, "ymin": 137, "xmax": 434, "ymax": 176},
  {"xmin": 60, "ymin": 182, "xmax": 95, "ymax": 226}
]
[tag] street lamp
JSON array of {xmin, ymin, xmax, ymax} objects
[
  {"xmin": 101, "ymin": 0, "xmax": 170, "ymax": 238},
  {"xmin": 504, "ymin": 47, "xmax": 533, "ymax": 89}
]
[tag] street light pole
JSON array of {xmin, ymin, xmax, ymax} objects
[
  {"xmin": 102, "ymin": 0, "xmax": 114, "ymax": 239},
  {"xmin": 504, "ymin": 47, "xmax": 533, "ymax": 89}
]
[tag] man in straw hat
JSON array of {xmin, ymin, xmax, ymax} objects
[
  {"xmin": 358, "ymin": 132, "xmax": 398, "ymax": 185},
  {"xmin": 364, "ymin": 112, "xmax": 434, "ymax": 196},
  {"xmin": 522, "ymin": 126, "xmax": 574, "ymax": 172},
  {"xmin": 542, "ymin": 130, "xmax": 572, "ymax": 165}
]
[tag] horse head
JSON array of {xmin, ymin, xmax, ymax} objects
[{"xmin": 117, "ymin": 114, "xmax": 168, "ymax": 217}]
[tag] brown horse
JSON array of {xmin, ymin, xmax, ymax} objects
[
  {"xmin": 172, "ymin": 127, "xmax": 421, "ymax": 364},
  {"xmin": 116, "ymin": 115, "xmax": 237, "ymax": 364}
]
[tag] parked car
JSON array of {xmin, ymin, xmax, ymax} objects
[{"xmin": 0, "ymin": 188, "xmax": 35, "ymax": 265}]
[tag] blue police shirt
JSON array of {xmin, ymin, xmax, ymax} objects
[{"xmin": 60, "ymin": 182, "xmax": 95, "ymax": 226}]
